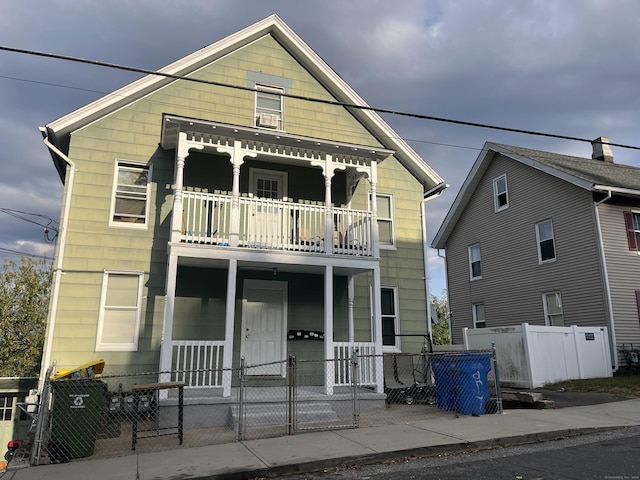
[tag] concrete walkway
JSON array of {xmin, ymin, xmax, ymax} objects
[{"xmin": 8, "ymin": 398, "xmax": 640, "ymax": 480}]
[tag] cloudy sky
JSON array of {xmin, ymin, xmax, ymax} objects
[{"xmin": 1, "ymin": 0, "xmax": 640, "ymax": 296}]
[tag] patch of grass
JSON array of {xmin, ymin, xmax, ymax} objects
[{"xmin": 543, "ymin": 376, "xmax": 640, "ymax": 398}]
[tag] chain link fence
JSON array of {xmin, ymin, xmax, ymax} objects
[{"xmin": 21, "ymin": 349, "xmax": 501, "ymax": 465}]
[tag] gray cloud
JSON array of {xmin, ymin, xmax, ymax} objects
[{"xmin": 1, "ymin": 0, "xmax": 640, "ymax": 294}]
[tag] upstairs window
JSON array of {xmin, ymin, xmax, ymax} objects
[
  {"xmin": 543, "ymin": 291, "xmax": 564, "ymax": 326},
  {"xmin": 623, "ymin": 211, "xmax": 640, "ymax": 252},
  {"xmin": 468, "ymin": 243, "xmax": 482, "ymax": 280},
  {"xmin": 110, "ymin": 161, "xmax": 151, "ymax": 228},
  {"xmin": 375, "ymin": 194, "xmax": 396, "ymax": 248},
  {"xmin": 493, "ymin": 175, "xmax": 509, "ymax": 212},
  {"xmin": 473, "ymin": 304, "xmax": 486, "ymax": 328},
  {"xmin": 536, "ymin": 219, "xmax": 556, "ymax": 263},
  {"xmin": 255, "ymin": 84, "xmax": 283, "ymax": 129}
]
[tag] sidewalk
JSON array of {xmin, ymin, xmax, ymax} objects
[{"xmin": 9, "ymin": 398, "xmax": 640, "ymax": 480}]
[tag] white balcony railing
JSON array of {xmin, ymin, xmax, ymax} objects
[
  {"xmin": 333, "ymin": 341, "xmax": 377, "ymax": 386},
  {"xmin": 180, "ymin": 191, "xmax": 374, "ymax": 256},
  {"xmin": 171, "ymin": 340, "xmax": 224, "ymax": 388}
]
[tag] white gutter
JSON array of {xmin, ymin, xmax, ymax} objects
[
  {"xmin": 39, "ymin": 128, "xmax": 75, "ymax": 386},
  {"xmin": 593, "ymin": 189, "xmax": 619, "ymax": 371},
  {"xmin": 421, "ymin": 182, "xmax": 448, "ymax": 342}
]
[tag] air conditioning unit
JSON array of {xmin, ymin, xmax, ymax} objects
[{"xmin": 257, "ymin": 113, "xmax": 280, "ymax": 129}]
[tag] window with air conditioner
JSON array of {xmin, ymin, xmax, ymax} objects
[{"xmin": 255, "ymin": 85, "xmax": 283, "ymax": 129}]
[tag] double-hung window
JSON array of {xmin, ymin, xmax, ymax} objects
[
  {"xmin": 536, "ymin": 219, "xmax": 556, "ymax": 263},
  {"xmin": 375, "ymin": 193, "xmax": 396, "ymax": 248},
  {"xmin": 493, "ymin": 175, "xmax": 509, "ymax": 212},
  {"xmin": 96, "ymin": 271, "xmax": 144, "ymax": 351},
  {"xmin": 543, "ymin": 291, "xmax": 564, "ymax": 326},
  {"xmin": 623, "ymin": 211, "xmax": 640, "ymax": 252},
  {"xmin": 469, "ymin": 243, "xmax": 482, "ymax": 279},
  {"xmin": 381, "ymin": 287, "xmax": 400, "ymax": 350},
  {"xmin": 472, "ymin": 304, "xmax": 486, "ymax": 328},
  {"xmin": 255, "ymin": 84, "xmax": 283, "ymax": 129},
  {"xmin": 110, "ymin": 161, "xmax": 151, "ymax": 227}
]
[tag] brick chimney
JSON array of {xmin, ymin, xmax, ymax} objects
[{"xmin": 591, "ymin": 136, "xmax": 614, "ymax": 163}]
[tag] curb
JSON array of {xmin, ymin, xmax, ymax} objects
[{"xmin": 203, "ymin": 426, "xmax": 626, "ymax": 480}]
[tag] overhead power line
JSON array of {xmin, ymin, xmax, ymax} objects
[{"xmin": 1, "ymin": 45, "xmax": 640, "ymax": 151}]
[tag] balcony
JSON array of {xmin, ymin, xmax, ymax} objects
[{"xmin": 180, "ymin": 190, "xmax": 374, "ymax": 257}]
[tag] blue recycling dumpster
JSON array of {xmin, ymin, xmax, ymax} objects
[
  {"xmin": 431, "ymin": 353, "xmax": 492, "ymax": 415},
  {"xmin": 456, "ymin": 353, "xmax": 491, "ymax": 415},
  {"xmin": 431, "ymin": 354, "xmax": 457, "ymax": 411}
]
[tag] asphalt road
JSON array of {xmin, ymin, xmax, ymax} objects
[{"xmin": 288, "ymin": 426, "xmax": 640, "ymax": 480}]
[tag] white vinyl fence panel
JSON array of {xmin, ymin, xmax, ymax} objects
[{"xmin": 464, "ymin": 324, "xmax": 612, "ymax": 389}]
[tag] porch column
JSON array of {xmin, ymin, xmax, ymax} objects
[
  {"xmin": 369, "ymin": 162, "xmax": 380, "ymax": 258},
  {"xmin": 372, "ymin": 266, "xmax": 384, "ymax": 393},
  {"xmin": 159, "ymin": 253, "xmax": 179, "ymax": 392},
  {"xmin": 172, "ymin": 132, "xmax": 204, "ymax": 243},
  {"xmin": 222, "ymin": 259, "xmax": 238, "ymax": 397},
  {"xmin": 220, "ymin": 140, "xmax": 255, "ymax": 247},
  {"xmin": 348, "ymin": 276, "xmax": 355, "ymax": 343},
  {"xmin": 324, "ymin": 265, "xmax": 334, "ymax": 395},
  {"xmin": 324, "ymin": 155, "xmax": 334, "ymax": 254}
]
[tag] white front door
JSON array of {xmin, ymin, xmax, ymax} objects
[{"xmin": 241, "ymin": 280, "xmax": 287, "ymax": 375}]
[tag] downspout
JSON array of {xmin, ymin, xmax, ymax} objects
[
  {"xmin": 437, "ymin": 249, "xmax": 452, "ymax": 344},
  {"xmin": 39, "ymin": 127, "xmax": 75, "ymax": 386},
  {"xmin": 593, "ymin": 189, "xmax": 619, "ymax": 371},
  {"xmin": 421, "ymin": 182, "xmax": 448, "ymax": 343}
]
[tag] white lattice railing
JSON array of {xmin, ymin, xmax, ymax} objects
[
  {"xmin": 171, "ymin": 340, "xmax": 225, "ymax": 388},
  {"xmin": 333, "ymin": 342, "xmax": 377, "ymax": 386},
  {"xmin": 180, "ymin": 190, "xmax": 374, "ymax": 256}
]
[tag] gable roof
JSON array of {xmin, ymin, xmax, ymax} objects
[
  {"xmin": 431, "ymin": 141, "xmax": 640, "ymax": 249},
  {"xmin": 43, "ymin": 14, "xmax": 443, "ymax": 191}
]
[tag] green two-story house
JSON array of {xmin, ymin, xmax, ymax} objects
[{"xmin": 39, "ymin": 14, "xmax": 445, "ymax": 396}]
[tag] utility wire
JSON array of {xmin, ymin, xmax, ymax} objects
[
  {"xmin": 0, "ymin": 246, "xmax": 50, "ymax": 260},
  {"xmin": 2, "ymin": 45, "xmax": 640, "ymax": 151}
]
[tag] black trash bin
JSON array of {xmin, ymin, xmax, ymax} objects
[{"xmin": 50, "ymin": 380, "xmax": 108, "ymax": 460}]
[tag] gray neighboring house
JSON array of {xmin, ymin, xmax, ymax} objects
[{"xmin": 431, "ymin": 138, "xmax": 640, "ymax": 372}]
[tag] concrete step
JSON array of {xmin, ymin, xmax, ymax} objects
[{"xmin": 228, "ymin": 402, "xmax": 339, "ymax": 428}]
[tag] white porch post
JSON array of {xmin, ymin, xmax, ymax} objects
[
  {"xmin": 172, "ymin": 132, "xmax": 204, "ymax": 243},
  {"xmin": 222, "ymin": 259, "xmax": 238, "ymax": 397},
  {"xmin": 370, "ymin": 162, "xmax": 380, "ymax": 258},
  {"xmin": 324, "ymin": 265, "xmax": 334, "ymax": 395},
  {"xmin": 159, "ymin": 253, "xmax": 179, "ymax": 393},
  {"xmin": 229, "ymin": 140, "xmax": 244, "ymax": 247},
  {"xmin": 347, "ymin": 275, "xmax": 355, "ymax": 343},
  {"xmin": 372, "ymin": 266, "xmax": 384, "ymax": 393},
  {"xmin": 324, "ymin": 155, "xmax": 334, "ymax": 254}
]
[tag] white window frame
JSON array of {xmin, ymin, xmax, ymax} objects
[
  {"xmin": 543, "ymin": 291, "xmax": 564, "ymax": 326},
  {"xmin": 96, "ymin": 270, "xmax": 144, "ymax": 352},
  {"xmin": 472, "ymin": 304, "xmax": 486, "ymax": 329},
  {"xmin": 255, "ymin": 84, "xmax": 284, "ymax": 130},
  {"xmin": 109, "ymin": 160, "xmax": 152, "ymax": 229},
  {"xmin": 493, "ymin": 174, "xmax": 509, "ymax": 212},
  {"xmin": 535, "ymin": 219, "xmax": 556, "ymax": 264},
  {"xmin": 371, "ymin": 193, "xmax": 396, "ymax": 249},
  {"xmin": 381, "ymin": 286, "xmax": 400, "ymax": 352},
  {"xmin": 468, "ymin": 243, "xmax": 482, "ymax": 280}
]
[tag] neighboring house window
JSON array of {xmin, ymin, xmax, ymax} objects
[
  {"xmin": 623, "ymin": 211, "xmax": 640, "ymax": 252},
  {"xmin": 468, "ymin": 243, "xmax": 482, "ymax": 279},
  {"xmin": 493, "ymin": 175, "xmax": 509, "ymax": 212},
  {"xmin": 472, "ymin": 304, "xmax": 486, "ymax": 329},
  {"xmin": 110, "ymin": 161, "xmax": 151, "ymax": 227},
  {"xmin": 543, "ymin": 292, "xmax": 564, "ymax": 326},
  {"xmin": 0, "ymin": 395, "xmax": 14, "ymax": 421},
  {"xmin": 381, "ymin": 287, "xmax": 399, "ymax": 350},
  {"xmin": 96, "ymin": 271, "xmax": 144, "ymax": 351},
  {"xmin": 536, "ymin": 219, "xmax": 556, "ymax": 263},
  {"xmin": 374, "ymin": 193, "xmax": 396, "ymax": 248},
  {"xmin": 255, "ymin": 84, "xmax": 283, "ymax": 129}
]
